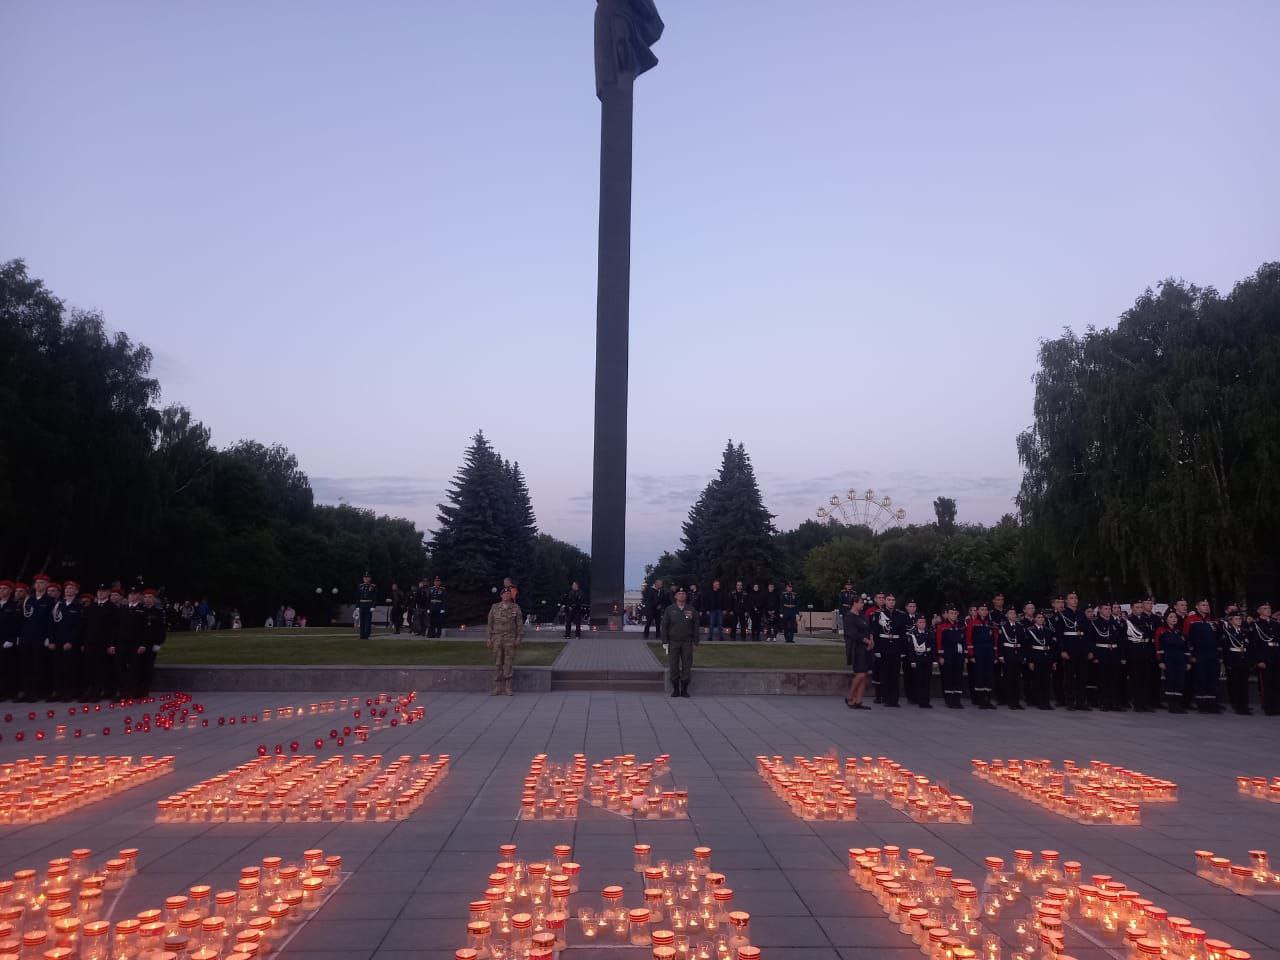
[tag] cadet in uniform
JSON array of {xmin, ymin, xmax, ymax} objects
[
  {"xmin": 1056, "ymin": 593, "xmax": 1090, "ymax": 710},
  {"xmin": 1249, "ymin": 602, "xmax": 1279, "ymax": 715},
  {"xmin": 779, "ymin": 582, "xmax": 800, "ymax": 644},
  {"xmin": 997, "ymin": 607, "xmax": 1024, "ymax": 709},
  {"xmin": 0, "ymin": 581, "xmax": 20, "ymax": 699},
  {"xmin": 1123, "ymin": 600, "xmax": 1157, "ymax": 712},
  {"xmin": 838, "ymin": 581, "xmax": 857, "ymax": 621},
  {"xmin": 116, "ymin": 585, "xmax": 147, "ymax": 698},
  {"xmin": 1185, "ymin": 598, "xmax": 1222, "ymax": 713},
  {"xmin": 936, "ymin": 606, "xmax": 967, "ymax": 709},
  {"xmin": 1088, "ymin": 602, "xmax": 1124, "ymax": 711},
  {"xmin": 427, "ymin": 576, "xmax": 447, "ymax": 638},
  {"xmin": 1156, "ymin": 609, "xmax": 1190, "ymax": 712},
  {"xmin": 966, "ymin": 604, "xmax": 996, "ymax": 709},
  {"xmin": 80, "ymin": 584, "xmax": 116, "ymax": 702},
  {"xmin": 52, "ymin": 580, "xmax": 84, "ymax": 701},
  {"xmin": 1222, "ymin": 610, "xmax": 1252, "ymax": 715},
  {"xmin": 562, "ymin": 581, "xmax": 587, "ymax": 639},
  {"xmin": 643, "ymin": 579, "xmax": 667, "ymax": 640},
  {"xmin": 486, "ymin": 586, "xmax": 523, "ymax": 696},
  {"xmin": 1022, "ymin": 611, "xmax": 1054, "ymax": 709},
  {"xmin": 662, "ymin": 587, "xmax": 699, "ymax": 698},
  {"xmin": 136, "ymin": 587, "xmax": 165, "ymax": 697},
  {"xmin": 873, "ymin": 594, "xmax": 909, "ymax": 707},
  {"xmin": 355, "ymin": 573, "xmax": 377, "ymax": 640},
  {"xmin": 908, "ymin": 614, "xmax": 934, "ymax": 707},
  {"xmin": 19, "ymin": 573, "xmax": 55, "ymax": 701}
]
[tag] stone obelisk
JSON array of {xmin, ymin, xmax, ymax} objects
[{"xmin": 589, "ymin": 0, "xmax": 664, "ymax": 625}]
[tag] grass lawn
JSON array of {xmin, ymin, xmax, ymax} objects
[
  {"xmin": 647, "ymin": 642, "xmax": 848, "ymax": 670},
  {"xmin": 163, "ymin": 630, "xmax": 563, "ymax": 666}
]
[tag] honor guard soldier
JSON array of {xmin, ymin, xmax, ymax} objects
[
  {"xmin": 872, "ymin": 594, "xmax": 910, "ymax": 706},
  {"xmin": 966, "ymin": 604, "xmax": 997, "ymax": 709},
  {"xmin": 355, "ymin": 573, "xmax": 377, "ymax": 640},
  {"xmin": 486, "ymin": 586, "xmax": 523, "ymax": 696},
  {"xmin": 427, "ymin": 576, "xmax": 447, "ymax": 638},
  {"xmin": 561, "ymin": 581, "xmax": 587, "ymax": 639},
  {"xmin": 729, "ymin": 581, "xmax": 750, "ymax": 640},
  {"xmin": 1185, "ymin": 599, "xmax": 1222, "ymax": 713},
  {"xmin": 779, "ymin": 582, "xmax": 800, "ymax": 644},
  {"xmin": 19, "ymin": 573, "xmax": 55, "ymax": 701},
  {"xmin": 997, "ymin": 607, "xmax": 1024, "ymax": 709},
  {"xmin": 908, "ymin": 615, "xmax": 934, "ymax": 707},
  {"xmin": 838, "ymin": 581, "xmax": 857, "ymax": 619},
  {"xmin": 936, "ymin": 606, "xmax": 967, "ymax": 708},
  {"xmin": 116, "ymin": 584, "xmax": 147, "ymax": 699},
  {"xmin": 1222, "ymin": 610, "xmax": 1252, "ymax": 714},
  {"xmin": 1156, "ymin": 608, "xmax": 1190, "ymax": 712},
  {"xmin": 1056, "ymin": 593, "xmax": 1090, "ymax": 710},
  {"xmin": 1022, "ymin": 612, "xmax": 1054, "ymax": 709},
  {"xmin": 80, "ymin": 584, "xmax": 116, "ymax": 702},
  {"xmin": 1088, "ymin": 602, "xmax": 1124, "ymax": 710},
  {"xmin": 409, "ymin": 581, "xmax": 428, "ymax": 636},
  {"xmin": 1122, "ymin": 599, "xmax": 1157, "ymax": 711},
  {"xmin": 136, "ymin": 587, "xmax": 165, "ymax": 697},
  {"xmin": 1249, "ymin": 603, "xmax": 1279, "ymax": 715},
  {"xmin": 662, "ymin": 588, "xmax": 700, "ymax": 698},
  {"xmin": 52, "ymin": 580, "xmax": 84, "ymax": 701},
  {"xmin": 0, "ymin": 581, "xmax": 20, "ymax": 699}
]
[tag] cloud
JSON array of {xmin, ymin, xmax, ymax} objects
[{"xmin": 311, "ymin": 475, "xmax": 448, "ymax": 515}]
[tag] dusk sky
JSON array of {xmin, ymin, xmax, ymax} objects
[{"xmin": 4, "ymin": 1, "xmax": 1277, "ymax": 587}]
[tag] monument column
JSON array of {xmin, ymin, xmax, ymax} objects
[{"xmin": 589, "ymin": 0, "xmax": 663, "ymax": 625}]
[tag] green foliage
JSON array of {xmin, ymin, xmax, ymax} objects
[
  {"xmin": 803, "ymin": 535, "xmax": 877, "ymax": 604},
  {"xmin": 527, "ymin": 533, "xmax": 591, "ymax": 614},
  {"xmin": 678, "ymin": 441, "xmax": 778, "ymax": 585},
  {"xmin": 1017, "ymin": 264, "xmax": 1280, "ymax": 602},
  {"xmin": 933, "ymin": 496, "xmax": 957, "ymax": 536}
]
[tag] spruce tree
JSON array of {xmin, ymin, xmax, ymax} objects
[
  {"xmin": 503, "ymin": 460, "xmax": 539, "ymax": 600},
  {"xmin": 428, "ymin": 432, "xmax": 508, "ymax": 617},
  {"xmin": 680, "ymin": 440, "xmax": 778, "ymax": 585}
]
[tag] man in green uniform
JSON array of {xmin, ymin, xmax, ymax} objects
[
  {"xmin": 486, "ymin": 585, "xmax": 523, "ymax": 696},
  {"xmin": 662, "ymin": 587, "xmax": 699, "ymax": 698}
]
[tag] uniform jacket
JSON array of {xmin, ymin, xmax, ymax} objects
[
  {"xmin": 20, "ymin": 593, "xmax": 55, "ymax": 648},
  {"xmin": 487, "ymin": 601, "xmax": 524, "ymax": 643},
  {"xmin": 661, "ymin": 603, "xmax": 699, "ymax": 644},
  {"xmin": 82, "ymin": 600, "xmax": 117, "ymax": 652},
  {"xmin": 54, "ymin": 599, "xmax": 84, "ymax": 649}
]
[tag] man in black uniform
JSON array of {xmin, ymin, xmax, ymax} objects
[
  {"xmin": 1222, "ymin": 609, "xmax": 1252, "ymax": 715},
  {"xmin": 1250, "ymin": 602, "xmax": 1279, "ymax": 715},
  {"xmin": 763, "ymin": 581, "xmax": 781, "ymax": 642},
  {"xmin": 427, "ymin": 576, "xmax": 447, "ymax": 638},
  {"xmin": 748, "ymin": 582, "xmax": 767, "ymax": 642},
  {"xmin": 19, "ymin": 573, "xmax": 56, "ymax": 701},
  {"xmin": 838, "ymin": 581, "xmax": 857, "ymax": 620},
  {"xmin": 562, "ymin": 580, "xmax": 587, "ymax": 639},
  {"xmin": 80, "ymin": 584, "xmax": 116, "ymax": 702},
  {"xmin": 872, "ymin": 593, "xmax": 909, "ymax": 707},
  {"xmin": 730, "ymin": 581, "xmax": 750, "ymax": 640},
  {"xmin": 996, "ymin": 606, "xmax": 1024, "ymax": 708},
  {"xmin": 52, "ymin": 580, "xmax": 84, "ymax": 701},
  {"xmin": 408, "ymin": 580, "xmax": 427, "ymax": 636},
  {"xmin": 1056, "ymin": 592, "xmax": 1090, "ymax": 710},
  {"xmin": 115, "ymin": 585, "xmax": 147, "ymax": 699},
  {"xmin": 0, "ymin": 581, "xmax": 20, "ymax": 699},
  {"xmin": 908, "ymin": 614, "xmax": 934, "ymax": 707},
  {"xmin": 355, "ymin": 573, "xmax": 377, "ymax": 640},
  {"xmin": 1022, "ymin": 611, "xmax": 1054, "ymax": 708},
  {"xmin": 705, "ymin": 579, "xmax": 726, "ymax": 641},
  {"xmin": 1088, "ymin": 602, "xmax": 1124, "ymax": 710},
  {"xmin": 937, "ymin": 606, "xmax": 967, "ymax": 709},
  {"xmin": 779, "ymin": 582, "xmax": 800, "ymax": 644},
  {"xmin": 643, "ymin": 579, "xmax": 667, "ymax": 639},
  {"xmin": 1123, "ymin": 599, "xmax": 1156, "ymax": 712},
  {"xmin": 135, "ymin": 587, "xmax": 166, "ymax": 697}
]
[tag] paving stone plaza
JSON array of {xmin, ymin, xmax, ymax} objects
[{"xmin": 2, "ymin": 687, "xmax": 1279, "ymax": 960}]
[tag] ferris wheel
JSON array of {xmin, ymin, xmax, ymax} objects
[{"xmin": 816, "ymin": 488, "xmax": 907, "ymax": 534}]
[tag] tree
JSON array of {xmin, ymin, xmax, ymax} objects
[
  {"xmin": 803, "ymin": 535, "xmax": 876, "ymax": 606},
  {"xmin": 933, "ymin": 496, "xmax": 957, "ymax": 536},
  {"xmin": 678, "ymin": 441, "xmax": 778, "ymax": 585},
  {"xmin": 1017, "ymin": 264, "xmax": 1280, "ymax": 603},
  {"xmin": 528, "ymin": 534, "xmax": 590, "ymax": 617}
]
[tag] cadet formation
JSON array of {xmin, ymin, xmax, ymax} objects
[{"xmin": 0, "ymin": 575, "xmax": 165, "ymax": 702}]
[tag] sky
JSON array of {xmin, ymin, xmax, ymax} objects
[{"xmin": 3, "ymin": 1, "xmax": 1278, "ymax": 588}]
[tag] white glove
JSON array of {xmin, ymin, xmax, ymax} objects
[
  {"xmin": 152, "ymin": 645, "xmax": 162, "ymax": 653},
  {"xmin": 2, "ymin": 642, "xmax": 11, "ymax": 649}
]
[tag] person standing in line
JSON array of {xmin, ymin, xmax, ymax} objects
[
  {"xmin": 908, "ymin": 614, "xmax": 935, "ymax": 708},
  {"xmin": 1022, "ymin": 611, "xmax": 1054, "ymax": 709},
  {"xmin": 486, "ymin": 586, "xmax": 523, "ymax": 697},
  {"xmin": 662, "ymin": 587, "xmax": 699, "ymax": 698},
  {"xmin": 0, "ymin": 581, "xmax": 21, "ymax": 699},
  {"xmin": 1185, "ymin": 598, "xmax": 1222, "ymax": 714},
  {"xmin": 1123, "ymin": 599, "xmax": 1157, "ymax": 712},
  {"xmin": 937, "ymin": 606, "xmax": 967, "ymax": 709},
  {"xmin": 116, "ymin": 584, "xmax": 146, "ymax": 699},
  {"xmin": 763, "ymin": 581, "xmax": 780, "ymax": 642},
  {"xmin": 779, "ymin": 582, "xmax": 800, "ymax": 644},
  {"xmin": 135, "ymin": 587, "xmax": 165, "ymax": 697},
  {"xmin": 1222, "ymin": 609, "xmax": 1252, "ymax": 715},
  {"xmin": 1056, "ymin": 592, "xmax": 1090, "ymax": 710},
  {"xmin": 966, "ymin": 603, "xmax": 997, "ymax": 709},
  {"xmin": 1156, "ymin": 608, "xmax": 1190, "ymax": 713},
  {"xmin": 355, "ymin": 573, "xmax": 377, "ymax": 640},
  {"xmin": 748, "ymin": 582, "xmax": 766, "ymax": 642},
  {"xmin": 1088, "ymin": 602, "xmax": 1124, "ymax": 711},
  {"xmin": 1249, "ymin": 602, "xmax": 1279, "ymax": 715},
  {"xmin": 730, "ymin": 581, "xmax": 750, "ymax": 640},
  {"xmin": 843, "ymin": 595, "xmax": 871, "ymax": 709},
  {"xmin": 705, "ymin": 579, "xmax": 726, "ymax": 641},
  {"xmin": 79, "ymin": 584, "xmax": 114, "ymax": 703},
  {"xmin": 873, "ymin": 594, "xmax": 909, "ymax": 707},
  {"xmin": 52, "ymin": 580, "xmax": 84, "ymax": 701},
  {"xmin": 389, "ymin": 583, "xmax": 405, "ymax": 635},
  {"xmin": 427, "ymin": 576, "xmax": 448, "ymax": 638},
  {"xmin": 997, "ymin": 606, "xmax": 1024, "ymax": 709},
  {"xmin": 18, "ymin": 573, "xmax": 55, "ymax": 702},
  {"xmin": 562, "ymin": 581, "xmax": 587, "ymax": 639},
  {"xmin": 643, "ymin": 579, "xmax": 666, "ymax": 640}
]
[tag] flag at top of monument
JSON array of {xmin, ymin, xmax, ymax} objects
[{"xmin": 595, "ymin": 0, "xmax": 665, "ymax": 97}]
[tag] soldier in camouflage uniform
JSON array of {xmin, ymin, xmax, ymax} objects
[{"xmin": 486, "ymin": 585, "xmax": 524, "ymax": 696}]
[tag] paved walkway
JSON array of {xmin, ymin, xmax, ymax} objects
[{"xmin": 550, "ymin": 633, "xmax": 662, "ymax": 672}]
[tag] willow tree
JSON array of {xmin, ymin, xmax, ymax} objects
[{"xmin": 1017, "ymin": 263, "xmax": 1280, "ymax": 602}]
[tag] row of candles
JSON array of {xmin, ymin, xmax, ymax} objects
[
  {"xmin": 0, "ymin": 695, "xmax": 200, "ymax": 743},
  {"xmin": 1192, "ymin": 851, "xmax": 1279, "ymax": 893},
  {"xmin": 519, "ymin": 754, "xmax": 687, "ymax": 820},
  {"xmin": 1234, "ymin": 777, "xmax": 1280, "ymax": 803},
  {"xmin": 156, "ymin": 753, "xmax": 449, "ymax": 822},
  {"xmin": 850, "ymin": 844, "xmax": 1254, "ymax": 960},
  {"xmin": 0, "ymin": 755, "xmax": 174, "ymax": 825},
  {"xmin": 755, "ymin": 755, "xmax": 975, "ymax": 824},
  {"xmin": 970, "ymin": 759, "xmax": 1178, "ymax": 824},
  {"xmin": 454, "ymin": 843, "xmax": 757, "ymax": 960}
]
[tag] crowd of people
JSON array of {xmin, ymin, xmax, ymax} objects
[
  {"xmin": 0, "ymin": 575, "xmax": 166, "ymax": 702},
  {"xmin": 639, "ymin": 578, "xmax": 806, "ymax": 642},
  {"xmin": 836, "ymin": 585, "xmax": 1279, "ymax": 715}
]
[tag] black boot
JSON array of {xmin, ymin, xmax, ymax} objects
[
  {"xmin": 671, "ymin": 681, "xmax": 681, "ymax": 698},
  {"xmin": 680, "ymin": 683, "xmax": 691, "ymax": 698}
]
